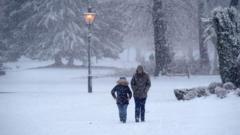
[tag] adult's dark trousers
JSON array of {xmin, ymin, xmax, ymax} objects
[
  {"xmin": 117, "ymin": 104, "xmax": 128, "ymax": 123},
  {"xmin": 134, "ymin": 97, "xmax": 147, "ymax": 122}
]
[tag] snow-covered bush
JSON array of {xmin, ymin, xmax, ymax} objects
[
  {"xmin": 223, "ymin": 82, "xmax": 236, "ymax": 90},
  {"xmin": 195, "ymin": 87, "xmax": 209, "ymax": 97},
  {"xmin": 208, "ymin": 82, "xmax": 222, "ymax": 94},
  {"xmin": 174, "ymin": 89, "xmax": 186, "ymax": 100},
  {"xmin": 174, "ymin": 87, "xmax": 208, "ymax": 100},
  {"xmin": 175, "ymin": 81, "xmax": 240, "ymax": 101},
  {"xmin": 215, "ymin": 86, "xmax": 227, "ymax": 99},
  {"xmin": 235, "ymin": 88, "xmax": 240, "ymax": 96},
  {"xmin": 184, "ymin": 90, "xmax": 197, "ymax": 100}
]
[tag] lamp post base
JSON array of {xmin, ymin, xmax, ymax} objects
[{"xmin": 88, "ymin": 75, "xmax": 92, "ymax": 93}]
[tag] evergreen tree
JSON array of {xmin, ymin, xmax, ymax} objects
[
  {"xmin": 20, "ymin": 0, "xmax": 89, "ymax": 65},
  {"xmin": 0, "ymin": 0, "xmax": 6, "ymax": 64},
  {"xmin": 93, "ymin": 1, "xmax": 124, "ymax": 60},
  {"xmin": 6, "ymin": 0, "xmax": 124, "ymax": 66},
  {"xmin": 0, "ymin": 0, "xmax": 26, "ymax": 63},
  {"xmin": 202, "ymin": 0, "xmax": 233, "ymax": 74},
  {"xmin": 213, "ymin": 6, "xmax": 240, "ymax": 87}
]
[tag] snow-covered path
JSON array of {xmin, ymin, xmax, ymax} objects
[{"xmin": 0, "ymin": 69, "xmax": 240, "ymax": 135}]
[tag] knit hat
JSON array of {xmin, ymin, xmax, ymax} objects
[
  {"xmin": 117, "ymin": 77, "xmax": 128, "ymax": 85},
  {"xmin": 119, "ymin": 77, "xmax": 127, "ymax": 80}
]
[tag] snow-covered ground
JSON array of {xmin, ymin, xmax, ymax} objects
[{"xmin": 0, "ymin": 64, "xmax": 240, "ymax": 135}]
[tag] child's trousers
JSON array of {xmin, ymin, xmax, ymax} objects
[{"xmin": 117, "ymin": 104, "xmax": 128, "ymax": 123}]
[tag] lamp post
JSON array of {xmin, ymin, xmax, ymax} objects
[{"xmin": 84, "ymin": 6, "xmax": 96, "ymax": 93}]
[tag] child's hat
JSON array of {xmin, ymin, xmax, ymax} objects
[
  {"xmin": 117, "ymin": 77, "xmax": 128, "ymax": 85},
  {"xmin": 119, "ymin": 77, "xmax": 127, "ymax": 80}
]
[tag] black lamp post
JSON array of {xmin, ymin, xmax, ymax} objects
[{"xmin": 84, "ymin": 6, "xmax": 96, "ymax": 93}]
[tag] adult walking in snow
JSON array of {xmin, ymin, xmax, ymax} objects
[
  {"xmin": 111, "ymin": 77, "xmax": 132, "ymax": 123},
  {"xmin": 131, "ymin": 65, "xmax": 151, "ymax": 122}
]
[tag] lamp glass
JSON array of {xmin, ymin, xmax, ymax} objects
[{"xmin": 84, "ymin": 13, "xmax": 96, "ymax": 24}]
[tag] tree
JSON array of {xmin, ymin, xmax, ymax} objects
[
  {"xmin": 152, "ymin": 0, "xmax": 170, "ymax": 76},
  {"xmin": 198, "ymin": 0, "xmax": 210, "ymax": 74},
  {"xmin": 202, "ymin": 0, "xmax": 233, "ymax": 74},
  {"xmin": 0, "ymin": 0, "xmax": 6, "ymax": 64},
  {"xmin": 230, "ymin": 0, "xmax": 239, "ymax": 7},
  {"xmin": 111, "ymin": 0, "xmax": 154, "ymax": 64},
  {"xmin": 94, "ymin": 1, "xmax": 125, "ymax": 60},
  {"xmin": 0, "ymin": 0, "xmax": 26, "ymax": 64},
  {"xmin": 4, "ymin": 0, "xmax": 124, "ymax": 66},
  {"xmin": 213, "ymin": 7, "xmax": 240, "ymax": 87}
]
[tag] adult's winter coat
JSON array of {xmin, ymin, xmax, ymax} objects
[{"xmin": 131, "ymin": 67, "xmax": 151, "ymax": 98}]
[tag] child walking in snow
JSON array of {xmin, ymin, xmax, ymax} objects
[{"xmin": 111, "ymin": 77, "xmax": 132, "ymax": 123}]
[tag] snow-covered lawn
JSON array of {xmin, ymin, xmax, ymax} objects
[{"xmin": 0, "ymin": 68, "xmax": 240, "ymax": 135}]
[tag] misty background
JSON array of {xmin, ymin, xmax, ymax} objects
[{"xmin": 0, "ymin": 0, "xmax": 234, "ymax": 75}]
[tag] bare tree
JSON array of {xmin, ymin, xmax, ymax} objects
[
  {"xmin": 152, "ymin": 0, "xmax": 170, "ymax": 76},
  {"xmin": 198, "ymin": 0, "xmax": 210, "ymax": 74}
]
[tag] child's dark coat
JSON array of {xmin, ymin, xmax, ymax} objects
[{"xmin": 111, "ymin": 81, "xmax": 132, "ymax": 105}]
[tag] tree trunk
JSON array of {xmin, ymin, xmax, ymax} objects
[
  {"xmin": 67, "ymin": 56, "xmax": 74, "ymax": 67},
  {"xmin": 212, "ymin": 36, "xmax": 219, "ymax": 75},
  {"xmin": 152, "ymin": 0, "xmax": 168, "ymax": 76},
  {"xmin": 198, "ymin": 0, "xmax": 210, "ymax": 74},
  {"xmin": 54, "ymin": 52, "xmax": 63, "ymax": 66}
]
